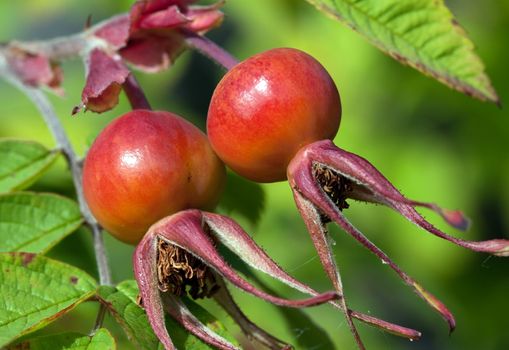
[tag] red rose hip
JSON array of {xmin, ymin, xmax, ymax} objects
[
  {"xmin": 82, "ymin": 110, "xmax": 225, "ymax": 244},
  {"xmin": 205, "ymin": 46, "xmax": 509, "ymax": 349},
  {"xmin": 207, "ymin": 47, "xmax": 341, "ymax": 182}
]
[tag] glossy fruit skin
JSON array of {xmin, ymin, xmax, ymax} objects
[
  {"xmin": 83, "ymin": 110, "xmax": 225, "ymax": 244},
  {"xmin": 207, "ymin": 47, "xmax": 341, "ymax": 183}
]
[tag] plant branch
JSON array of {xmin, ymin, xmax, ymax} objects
[
  {"xmin": 10, "ymin": 32, "xmax": 87, "ymax": 61},
  {"xmin": 2, "ymin": 74, "xmax": 112, "ymax": 284},
  {"xmin": 181, "ymin": 29, "xmax": 239, "ymax": 70},
  {"xmin": 0, "ymin": 69, "xmax": 113, "ymax": 327},
  {"xmin": 1, "ymin": 57, "xmax": 112, "ymax": 287}
]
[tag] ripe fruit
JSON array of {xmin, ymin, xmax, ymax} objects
[
  {"xmin": 205, "ymin": 47, "xmax": 509, "ymax": 349},
  {"xmin": 82, "ymin": 110, "xmax": 225, "ymax": 244},
  {"xmin": 207, "ymin": 47, "xmax": 341, "ymax": 182}
]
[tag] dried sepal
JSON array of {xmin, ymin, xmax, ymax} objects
[
  {"xmin": 119, "ymin": 32, "xmax": 184, "ymax": 73},
  {"xmin": 291, "ymin": 189, "xmax": 364, "ymax": 349},
  {"xmin": 334, "ymin": 208, "xmax": 456, "ymax": 331},
  {"xmin": 212, "ymin": 275, "xmax": 293, "ymax": 350},
  {"xmin": 130, "ymin": 0, "xmax": 223, "ymax": 32},
  {"xmin": 134, "ymin": 232, "xmax": 175, "ymax": 349},
  {"xmin": 75, "ymin": 49, "xmax": 130, "ymax": 114},
  {"xmin": 131, "ymin": 3, "xmax": 190, "ymax": 30},
  {"xmin": 349, "ymin": 311, "xmax": 421, "ymax": 341},
  {"xmin": 134, "ymin": 209, "xmax": 341, "ymax": 349},
  {"xmin": 122, "ymin": 0, "xmax": 224, "ymax": 73},
  {"xmin": 5, "ymin": 47, "xmax": 63, "ymax": 94},
  {"xmin": 79, "ymin": 0, "xmax": 225, "ymax": 114},
  {"xmin": 201, "ymin": 211, "xmax": 421, "ymax": 341},
  {"xmin": 291, "ymin": 188, "xmax": 424, "ymax": 339},
  {"xmin": 162, "ymin": 294, "xmax": 240, "ymax": 350},
  {"xmin": 182, "ymin": 1, "xmax": 225, "ymax": 34},
  {"xmin": 403, "ymin": 200, "xmax": 470, "ymax": 231},
  {"xmin": 202, "ymin": 212, "xmax": 313, "ymax": 294},
  {"xmin": 287, "ymin": 139, "xmax": 509, "ymax": 332},
  {"xmin": 148, "ymin": 210, "xmax": 339, "ymax": 308},
  {"xmin": 290, "ymin": 140, "xmax": 509, "ymax": 256},
  {"xmin": 389, "ymin": 199, "xmax": 508, "ymax": 256},
  {"xmin": 135, "ymin": 209, "xmax": 422, "ymax": 349},
  {"xmin": 91, "ymin": 14, "xmax": 131, "ymax": 49}
]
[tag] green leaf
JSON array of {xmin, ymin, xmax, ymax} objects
[
  {"xmin": 218, "ymin": 171, "xmax": 265, "ymax": 227},
  {"xmin": 7, "ymin": 329, "xmax": 116, "ymax": 350},
  {"xmin": 305, "ymin": 0, "xmax": 499, "ymax": 103},
  {"xmin": 98, "ymin": 280, "xmax": 237, "ymax": 350},
  {"xmin": 0, "ymin": 192, "xmax": 84, "ymax": 253},
  {"xmin": 177, "ymin": 296, "xmax": 237, "ymax": 350},
  {"xmin": 97, "ymin": 283, "xmax": 160, "ymax": 350},
  {"xmin": 0, "ymin": 139, "xmax": 60, "ymax": 193},
  {"xmin": 0, "ymin": 253, "xmax": 98, "ymax": 347}
]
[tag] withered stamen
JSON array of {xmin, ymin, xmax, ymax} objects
[
  {"xmin": 156, "ymin": 238, "xmax": 219, "ymax": 299},
  {"xmin": 312, "ymin": 162, "xmax": 352, "ymax": 214}
]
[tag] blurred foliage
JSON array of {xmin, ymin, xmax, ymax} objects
[
  {"xmin": 304, "ymin": 0, "xmax": 499, "ymax": 103},
  {"xmin": 217, "ymin": 171, "xmax": 266, "ymax": 227},
  {"xmin": 1, "ymin": 1, "xmax": 508, "ymax": 349}
]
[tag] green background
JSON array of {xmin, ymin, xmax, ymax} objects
[{"xmin": 1, "ymin": 1, "xmax": 508, "ymax": 349}]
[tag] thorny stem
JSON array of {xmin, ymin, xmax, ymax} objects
[
  {"xmin": 181, "ymin": 29, "xmax": 239, "ymax": 70},
  {"xmin": 0, "ymin": 58, "xmax": 112, "ymax": 329}
]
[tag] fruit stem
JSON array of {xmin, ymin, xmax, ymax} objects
[
  {"xmin": 123, "ymin": 73, "xmax": 152, "ymax": 110},
  {"xmin": 181, "ymin": 29, "xmax": 239, "ymax": 70}
]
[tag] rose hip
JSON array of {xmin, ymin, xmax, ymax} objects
[
  {"xmin": 207, "ymin": 47, "xmax": 340, "ymax": 182},
  {"xmin": 83, "ymin": 109, "xmax": 225, "ymax": 244}
]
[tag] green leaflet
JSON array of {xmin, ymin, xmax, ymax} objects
[
  {"xmin": 0, "ymin": 139, "xmax": 60, "ymax": 193},
  {"xmin": 98, "ymin": 283, "xmax": 161, "ymax": 350},
  {"xmin": 98, "ymin": 280, "xmax": 237, "ymax": 350},
  {"xmin": 7, "ymin": 329, "xmax": 116, "ymax": 350},
  {"xmin": 0, "ymin": 253, "xmax": 98, "ymax": 347},
  {"xmin": 0, "ymin": 192, "xmax": 83, "ymax": 253},
  {"xmin": 306, "ymin": 0, "xmax": 499, "ymax": 103}
]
